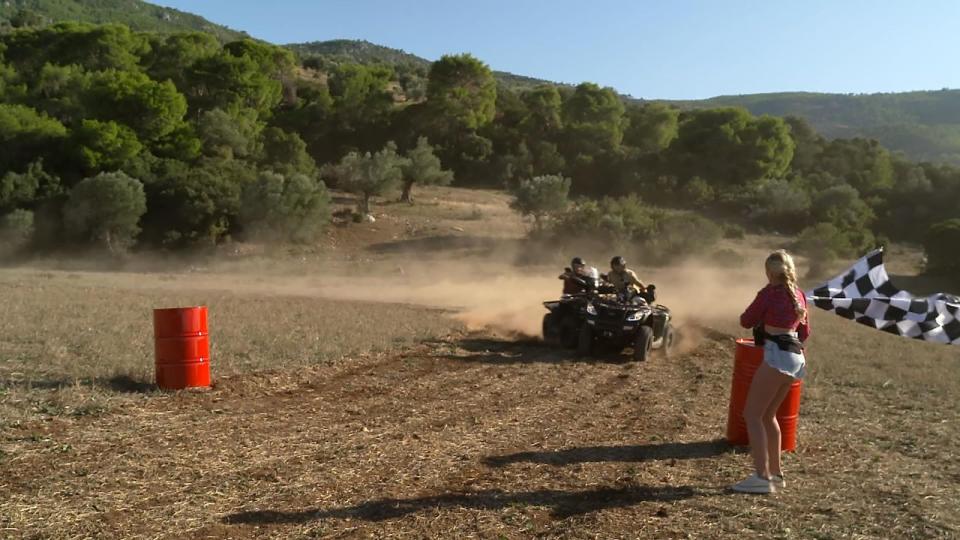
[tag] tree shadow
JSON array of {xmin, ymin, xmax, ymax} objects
[
  {"xmin": 222, "ymin": 484, "xmax": 701, "ymax": 524},
  {"xmin": 483, "ymin": 439, "xmax": 735, "ymax": 468},
  {"xmin": 0, "ymin": 374, "xmax": 156, "ymax": 394},
  {"xmin": 102, "ymin": 375, "xmax": 155, "ymax": 393},
  {"xmin": 367, "ymin": 235, "xmax": 506, "ymax": 255},
  {"xmin": 448, "ymin": 337, "xmax": 633, "ymax": 366}
]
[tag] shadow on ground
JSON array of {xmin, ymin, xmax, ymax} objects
[
  {"xmin": 367, "ymin": 235, "xmax": 516, "ymax": 256},
  {"xmin": 444, "ymin": 337, "xmax": 635, "ymax": 365},
  {"xmin": 483, "ymin": 439, "xmax": 735, "ymax": 468},
  {"xmin": 223, "ymin": 484, "xmax": 701, "ymax": 524},
  {"xmin": 0, "ymin": 374, "xmax": 155, "ymax": 394}
]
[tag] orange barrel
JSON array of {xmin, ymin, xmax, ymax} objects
[
  {"xmin": 153, "ymin": 306, "xmax": 210, "ymax": 390},
  {"xmin": 726, "ymin": 338, "xmax": 802, "ymax": 451}
]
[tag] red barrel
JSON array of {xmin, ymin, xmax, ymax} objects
[
  {"xmin": 726, "ymin": 338, "xmax": 802, "ymax": 451},
  {"xmin": 154, "ymin": 306, "xmax": 210, "ymax": 390}
]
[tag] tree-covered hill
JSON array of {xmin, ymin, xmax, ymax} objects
[
  {"xmin": 10, "ymin": 1, "xmax": 960, "ymax": 165},
  {"xmin": 670, "ymin": 90, "xmax": 960, "ymax": 164},
  {"xmin": 287, "ymin": 40, "xmax": 430, "ymax": 70},
  {"xmin": 0, "ymin": 0, "xmax": 246, "ymax": 42},
  {"xmin": 1, "ymin": 3, "xmax": 958, "ymax": 272},
  {"xmin": 288, "ymin": 38, "xmax": 555, "ymax": 91}
]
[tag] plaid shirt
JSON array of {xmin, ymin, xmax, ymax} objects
[{"xmin": 741, "ymin": 284, "xmax": 811, "ymax": 342}]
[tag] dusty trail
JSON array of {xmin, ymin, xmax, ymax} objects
[
  {"xmin": 3, "ymin": 314, "xmax": 959, "ymax": 538},
  {"xmin": 4, "ymin": 250, "xmax": 958, "ymax": 538},
  {"xmin": 0, "ymin": 326, "xmax": 738, "ymax": 539}
]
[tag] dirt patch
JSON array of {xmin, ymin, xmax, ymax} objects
[
  {"xmin": 2, "ymin": 323, "xmax": 958, "ymax": 539},
  {"xmin": 2, "ymin": 187, "xmax": 958, "ymax": 538}
]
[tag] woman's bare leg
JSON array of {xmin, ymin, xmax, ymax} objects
[
  {"xmin": 744, "ymin": 361, "xmax": 794, "ymax": 478},
  {"xmin": 764, "ymin": 381, "xmax": 793, "ymax": 477}
]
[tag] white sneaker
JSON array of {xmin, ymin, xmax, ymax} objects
[
  {"xmin": 731, "ymin": 473, "xmax": 775, "ymax": 494},
  {"xmin": 771, "ymin": 474, "xmax": 786, "ymax": 490}
]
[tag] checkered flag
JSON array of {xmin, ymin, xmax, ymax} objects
[{"xmin": 805, "ymin": 248, "xmax": 960, "ymax": 345}]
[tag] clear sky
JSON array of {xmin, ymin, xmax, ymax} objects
[{"xmin": 152, "ymin": 0, "xmax": 960, "ymax": 100}]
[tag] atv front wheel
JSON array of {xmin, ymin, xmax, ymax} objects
[
  {"xmin": 542, "ymin": 313, "xmax": 559, "ymax": 345},
  {"xmin": 634, "ymin": 326, "xmax": 654, "ymax": 362},
  {"xmin": 577, "ymin": 324, "xmax": 593, "ymax": 356},
  {"xmin": 559, "ymin": 316, "xmax": 579, "ymax": 349}
]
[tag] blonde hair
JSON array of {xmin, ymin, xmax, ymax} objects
[{"xmin": 766, "ymin": 249, "xmax": 806, "ymax": 319}]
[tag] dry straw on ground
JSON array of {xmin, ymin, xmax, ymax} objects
[{"xmin": 1, "ymin": 187, "xmax": 958, "ymax": 538}]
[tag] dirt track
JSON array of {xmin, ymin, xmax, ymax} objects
[
  {"xmin": 2, "ymin": 327, "xmax": 746, "ymax": 539},
  {"xmin": 4, "ymin": 316, "xmax": 960, "ymax": 539}
]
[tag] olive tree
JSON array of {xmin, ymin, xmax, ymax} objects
[
  {"xmin": 510, "ymin": 174, "xmax": 571, "ymax": 231},
  {"xmin": 400, "ymin": 136, "xmax": 453, "ymax": 203},
  {"xmin": 63, "ymin": 171, "xmax": 146, "ymax": 251}
]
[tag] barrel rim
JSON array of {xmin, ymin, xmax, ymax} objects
[{"xmin": 153, "ymin": 305, "xmax": 208, "ymax": 314}]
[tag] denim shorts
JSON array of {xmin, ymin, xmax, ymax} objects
[{"xmin": 763, "ymin": 333, "xmax": 806, "ymax": 380}]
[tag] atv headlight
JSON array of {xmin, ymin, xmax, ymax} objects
[
  {"xmin": 586, "ymin": 303, "xmax": 597, "ymax": 315},
  {"xmin": 544, "ymin": 301, "xmax": 560, "ymax": 310},
  {"xmin": 626, "ymin": 311, "xmax": 643, "ymax": 322}
]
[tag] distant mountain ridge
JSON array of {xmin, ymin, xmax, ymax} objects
[
  {"xmin": 4, "ymin": 0, "xmax": 959, "ymax": 163},
  {"xmin": 670, "ymin": 90, "xmax": 960, "ymax": 163},
  {"xmin": 288, "ymin": 39, "xmax": 555, "ymax": 90},
  {"xmin": 0, "ymin": 0, "xmax": 246, "ymax": 41}
]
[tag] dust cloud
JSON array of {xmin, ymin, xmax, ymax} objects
[
  {"xmin": 294, "ymin": 255, "xmax": 767, "ymax": 343},
  {"xmin": 11, "ymin": 247, "xmax": 770, "ymax": 346}
]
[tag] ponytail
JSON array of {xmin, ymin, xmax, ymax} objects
[{"xmin": 766, "ymin": 249, "xmax": 806, "ymax": 319}]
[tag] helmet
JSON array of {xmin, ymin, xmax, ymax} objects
[
  {"xmin": 611, "ymin": 256, "xmax": 626, "ymax": 267},
  {"xmin": 571, "ymin": 257, "xmax": 584, "ymax": 267}
]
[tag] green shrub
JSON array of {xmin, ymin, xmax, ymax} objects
[
  {"xmin": 510, "ymin": 174, "xmax": 571, "ymax": 230},
  {"xmin": 62, "ymin": 172, "xmax": 147, "ymax": 252},
  {"xmin": 644, "ymin": 213, "xmax": 722, "ymax": 263},
  {"xmin": 239, "ymin": 172, "xmax": 331, "ymax": 243},
  {"xmin": 552, "ymin": 194, "xmax": 658, "ymax": 248},
  {"xmin": 748, "ymin": 178, "xmax": 811, "ymax": 232},
  {"xmin": 793, "ymin": 222, "xmax": 876, "ymax": 277},
  {"xmin": 924, "ymin": 219, "xmax": 960, "ymax": 273},
  {"xmin": 140, "ymin": 158, "xmax": 252, "ymax": 246},
  {"xmin": 713, "ymin": 248, "xmax": 743, "ymax": 267},
  {"xmin": 549, "ymin": 195, "xmax": 720, "ymax": 264},
  {"xmin": 0, "ymin": 208, "xmax": 35, "ymax": 253},
  {"xmin": 681, "ymin": 176, "xmax": 715, "ymax": 208},
  {"xmin": 723, "ymin": 223, "xmax": 746, "ymax": 239}
]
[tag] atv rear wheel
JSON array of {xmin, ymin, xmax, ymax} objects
[
  {"xmin": 634, "ymin": 326, "xmax": 654, "ymax": 362},
  {"xmin": 542, "ymin": 313, "xmax": 559, "ymax": 345},
  {"xmin": 661, "ymin": 323, "xmax": 676, "ymax": 357},
  {"xmin": 577, "ymin": 324, "xmax": 593, "ymax": 356}
]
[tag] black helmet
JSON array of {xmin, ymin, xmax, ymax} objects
[
  {"xmin": 571, "ymin": 256, "xmax": 584, "ymax": 267},
  {"xmin": 611, "ymin": 256, "xmax": 626, "ymax": 267}
]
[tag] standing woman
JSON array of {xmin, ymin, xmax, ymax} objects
[{"xmin": 733, "ymin": 250, "xmax": 810, "ymax": 494}]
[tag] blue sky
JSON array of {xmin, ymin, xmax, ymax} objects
[{"xmin": 153, "ymin": 1, "xmax": 960, "ymax": 100}]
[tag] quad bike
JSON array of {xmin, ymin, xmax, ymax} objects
[{"xmin": 577, "ymin": 285, "xmax": 675, "ymax": 362}]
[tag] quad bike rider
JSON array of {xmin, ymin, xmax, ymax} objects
[
  {"xmin": 542, "ymin": 257, "xmax": 603, "ymax": 348},
  {"xmin": 604, "ymin": 256, "xmax": 655, "ymax": 304},
  {"xmin": 579, "ymin": 256, "xmax": 675, "ymax": 361}
]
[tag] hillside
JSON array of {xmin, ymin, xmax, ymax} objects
[
  {"xmin": 670, "ymin": 90, "xmax": 960, "ymax": 164},
  {"xmin": 287, "ymin": 40, "xmax": 960, "ymax": 163},
  {"xmin": 3, "ymin": 186, "xmax": 958, "ymax": 537},
  {"xmin": 3, "ymin": 1, "xmax": 959, "ymax": 163},
  {"xmin": 287, "ymin": 39, "xmax": 429, "ymax": 69},
  {"xmin": 289, "ymin": 39, "xmax": 556, "ymax": 91},
  {"xmin": 0, "ymin": 0, "xmax": 246, "ymax": 42}
]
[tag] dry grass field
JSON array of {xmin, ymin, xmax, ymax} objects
[{"xmin": 1, "ymin": 187, "xmax": 959, "ymax": 539}]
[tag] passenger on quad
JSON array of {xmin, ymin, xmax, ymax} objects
[
  {"xmin": 605, "ymin": 256, "xmax": 655, "ymax": 304},
  {"xmin": 559, "ymin": 257, "xmax": 599, "ymax": 295}
]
